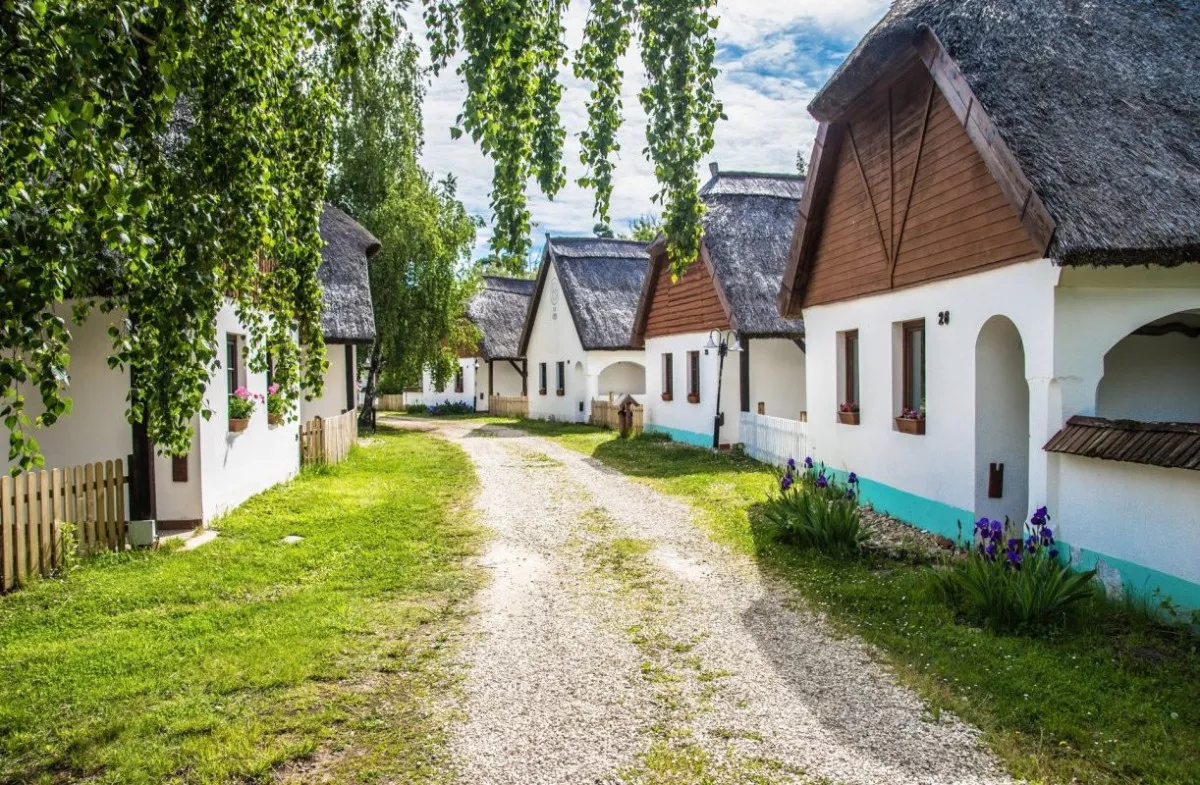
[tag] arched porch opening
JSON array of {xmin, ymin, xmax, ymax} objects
[
  {"xmin": 975, "ymin": 316, "xmax": 1029, "ymax": 524},
  {"xmin": 597, "ymin": 361, "xmax": 646, "ymax": 396},
  {"xmin": 1096, "ymin": 310, "xmax": 1200, "ymax": 422}
]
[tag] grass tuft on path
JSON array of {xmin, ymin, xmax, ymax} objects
[
  {"xmin": 0, "ymin": 428, "xmax": 483, "ymax": 785},
  {"xmin": 499, "ymin": 417, "xmax": 1200, "ymax": 785}
]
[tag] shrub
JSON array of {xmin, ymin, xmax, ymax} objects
[
  {"xmin": 405, "ymin": 403, "xmax": 429, "ymax": 414},
  {"xmin": 929, "ymin": 507, "xmax": 1098, "ymax": 630},
  {"xmin": 762, "ymin": 458, "xmax": 870, "ymax": 557},
  {"xmin": 426, "ymin": 401, "xmax": 474, "ymax": 416}
]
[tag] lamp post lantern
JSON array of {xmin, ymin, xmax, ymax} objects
[{"xmin": 705, "ymin": 328, "xmax": 740, "ymax": 450}]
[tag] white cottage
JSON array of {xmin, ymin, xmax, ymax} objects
[
  {"xmin": 778, "ymin": 0, "xmax": 1200, "ymax": 607},
  {"xmin": 2, "ymin": 300, "xmax": 301, "ymax": 529},
  {"xmin": 519, "ymin": 237, "xmax": 650, "ymax": 422},
  {"xmin": 302, "ymin": 204, "xmax": 379, "ymax": 421},
  {"xmin": 465, "ymin": 276, "xmax": 535, "ymax": 410},
  {"xmin": 631, "ymin": 168, "xmax": 807, "ymax": 449}
]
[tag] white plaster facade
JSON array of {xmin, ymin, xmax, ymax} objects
[
  {"xmin": 800, "ymin": 258, "xmax": 1200, "ymax": 604},
  {"xmin": 409, "ymin": 358, "xmax": 477, "ymax": 409},
  {"xmin": 474, "ymin": 359, "xmax": 526, "ymax": 411},
  {"xmin": 3, "ymin": 300, "xmax": 301, "ymax": 525},
  {"xmin": 302, "ymin": 343, "xmax": 358, "ymax": 421},
  {"xmin": 642, "ymin": 333, "xmax": 806, "ymax": 448},
  {"xmin": 525, "ymin": 263, "xmax": 646, "ymax": 422}
]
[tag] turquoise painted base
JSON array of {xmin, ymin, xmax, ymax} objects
[
  {"xmin": 644, "ymin": 423, "xmax": 711, "ymax": 448},
  {"xmin": 815, "ymin": 465, "xmax": 1200, "ymax": 612}
]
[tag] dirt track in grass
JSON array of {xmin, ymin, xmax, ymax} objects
[{"xmin": 389, "ymin": 417, "xmax": 1013, "ymax": 785}]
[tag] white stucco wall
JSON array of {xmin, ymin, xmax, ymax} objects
[
  {"xmin": 643, "ymin": 332, "xmax": 742, "ymax": 446},
  {"xmin": 1096, "ymin": 332, "xmax": 1200, "ymax": 422},
  {"xmin": 2, "ymin": 304, "xmax": 133, "ymax": 474},
  {"xmin": 1057, "ymin": 455, "xmax": 1200, "ymax": 589},
  {"xmin": 747, "ymin": 338, "xmax": 807, "ymax": 421},
  {"xmin": 802, "ymin": 259, "xmax": 1059, "ymax": 527},
  {"xmin": 197, "ymin": 301, "xmax": 300, "ymax": 522},
  {"xmin": 302, "ymin": 343, "xmax": 356, "ymax": 421},
  {"xmin": 526, "ymin": 262, "xmax": 587, "ymax": 422},
  {"xmin": 475, "ymin": 359, "xmax": 526, "ymax": 410},
  {"xmin": 412, "ymin": 358, "xmax": 477, "ymax": 408}
]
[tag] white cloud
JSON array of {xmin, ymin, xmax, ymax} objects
[{"xmin": 401, "ymin": 1, "xmax": 887, "ymax": 263}]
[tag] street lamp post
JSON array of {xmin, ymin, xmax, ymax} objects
[{"xmin": 704, "ymin": 328, "xmax": 740, "ymax": 451}]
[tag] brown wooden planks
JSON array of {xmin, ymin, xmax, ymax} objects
[{"xmin": 1, "ymin": 476, "xmax": 13, "ymax": 590}]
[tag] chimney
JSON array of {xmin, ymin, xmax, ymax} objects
[{"xmin": 709, "ymin": 162, "xmax": 719, "ymax": 178}]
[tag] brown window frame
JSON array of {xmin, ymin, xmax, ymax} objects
[
  {"xmin": 454, "ymin": 367, "xmax": 464, "ymax": 393},
  {"xmin": 538, "ymin": 363, "xmax": 548, "ymax": 396},
  {"xmin": 902, "ymin": 319, "xmax": 925, "ymax": 414},
  {"xmin": 555, "ymin": 361, "xmax": 566, "ymax": 396},
  {"xmin": 686, "ymin": 350, "xmax": 700, "ymax": 404},
  {"xmin": 661, "ymin": 353, "xmax": 674, "ymax": 401},
  {"xmin": 844, "ymin": 330, "xmax": 859, "ymax": 405}
]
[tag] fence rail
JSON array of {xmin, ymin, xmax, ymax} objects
[
  {"xmin": 739, "ymin": 412, "xmax": 808, "ymax": 469},
  {"xmin": 1, "ymin": 460, "xmax": 127, "ymax": 591},
  {"xmin": 376, "ymin": 394, "xmax": 406, "ymax": 412},
  {"xmin": 301, "ymin": 409, "xmax": 357, "ymax": 466},
  {"xmin": 489, "ymin": 395, "xmax": 528, "ymax": 418},
  {"xmin": 590, "ymin": 399, "xmax": 644, "ymax": 435}
]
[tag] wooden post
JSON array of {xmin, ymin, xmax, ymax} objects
[
  {"xmin": 39, "ymin": 470, "xmax": 52, "ymax": 575},
  {"xmin": 85, "ymin": 463, "xmax": 97, "ymax": 553},
  {"xmin": 115, "ymin": 458, "xmax": 126, "ymax": 548},
  {"xmin": 2, "ymin": 475, "xmax": 14, "ymax": 590}
]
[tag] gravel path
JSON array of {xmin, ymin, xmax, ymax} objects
[{"xmin": 392, "ymin": 418, "xmax": 1012, "ymax": 785}]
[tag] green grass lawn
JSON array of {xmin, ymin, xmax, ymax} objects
[
  {"xmin": 504, "ymin": 417, "xmax": 1200, "ymax": 785},
  {"xmin": 0, "ymin": 428, "xmax": 483, "ymax": 785}
]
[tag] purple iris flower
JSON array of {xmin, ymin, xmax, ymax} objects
[
  {"xmin": 1006, "ymin": 549, "xmax": 1022, "ymax": 566},
  {"xmin": 1026, "ymin": 536, "xmax": 1038, "ymax": 553},
  {"xmin": 1035, "ymin": 506, "xmax": 1048, "ymax": 519},
  {"xmin": 787, "ymin": 458, "xmax": 796, "ymax": 471},
  {"xmin": 848, "ymin": 472, "xmax": 858, "ymax": 485},
  {"xmin": 975, "ymin": 517, "xmax": 990, "ymax": 532},
  {"xmin": 990, "ymin": 520, "xmax": 1003, "ymax": 535},
  {"xmin": 816, "ymin": 473, "xmax": 828, "ymax": 489},
  {"xmin": 984, "ymin": 542, "xmax": 997, "ymax": 559},
  {"xmin": 804, "ymin": 457, "xmax": 814, "ymax": 468},
  {"xmin": 1049, "ymin": 548, "xmax": 1059, "ymax": 559},
  {"xmin": 846, "ymin": 488, "xmax": 856, "ymax": 500},
  {"xmin": 781, "ymin": 474, "xmax": 793, "ymax": 492}
]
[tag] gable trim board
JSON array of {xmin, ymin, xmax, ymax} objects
[{"xmin": 780, "ymin": 28, "xmax": 1055, "ymax": 318}]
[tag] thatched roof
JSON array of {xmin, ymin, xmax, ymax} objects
[
  {"xmin": 318, "ymin": 204, "xmax": 380, "ymax": 344},
  {"xmin": 808, "ymin": 0, "xmax": 1200, "ymax": 267},
  {"xmin": 519, "ymin": 237, "xmax": 650, "ymax": 353},
  {"xmin": 701, "ymin": 171, "xmax": 806, "ymax": 337},
  {"xmin": 465, "ymin": 276, "xmax": 535, "ymax": 360}
]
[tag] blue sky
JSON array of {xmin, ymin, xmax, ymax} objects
[{"xmin": 402, "ymin": 1, "xmax": 888, "ymax": 267}]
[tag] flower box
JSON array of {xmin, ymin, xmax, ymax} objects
[
  {"xmin": 556, "ymin": 389, "xmax": 565, "ymax": 397},
  {"xmin": 229, "ymin": 418, "xmax": 249, "ymax": 433},
  {"xmin": 661, "ymin": 393, "xmax": 673, "ymax": 402},
  {"xmin": 837, "ymin": 410, "xmax": 860, "ymax": 425},
  {"xmin": 268, "ymin": 413, "xmax": 283, "ymax": 426},
  {"xmin": 895, "ymin": 416, "xmax": 925, "ymax": 435},
  {"xmin": 686, "ymin": 393, "xmax": 700, "ymax": 404}
]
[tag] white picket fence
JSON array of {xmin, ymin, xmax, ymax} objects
[{"xmin": 739, "ymin": 412, "xmax": 808, "ymax": 469}]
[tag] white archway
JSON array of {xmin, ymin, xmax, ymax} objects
[
  {"xmin": 1096, "ymin": 310, "xmax": 1200, "ymax": 422},
  {"xmin": 597, "ymin": 361, "xmax": 646, "ymax": 396},
  {"xmin": 975, "ymin": 316, "xmax": 1029, "ymax": 524}
]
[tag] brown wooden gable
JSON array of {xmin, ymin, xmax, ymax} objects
[
  {"xmin": 639, "ymin": 248, "xmax": 731, "ymax": 342},
  {"xmin": 780, "ymin": 30, "xmax": 1055, "ymax": 316}
]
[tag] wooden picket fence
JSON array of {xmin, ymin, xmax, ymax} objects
[
  {"xmin": 738, "ymin": 412, "xmax": 809, "ymax": 469},
  {"xmin": 590, "ymin": 399, "xmax": 644, "ymax": 435},
  {"xmin": 489, "ymin": 395, "xmax": 528, "ymax": 418},
  {"xmin": 376, "ymin": 394, "xmax": 406, "ymax": 412},
  {"xmin": 1, "ymin": 460, "xmax": 127, "ymax": 592},
  {"xmin": 301, "ymin": 408, "xmax": 357, "ymax": 466}
]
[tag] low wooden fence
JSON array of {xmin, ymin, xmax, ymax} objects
[
  {"xmin": 1, "ymin": 460, "xmax": 127, "ymax": 591},
  {"xmin": 376, "ymin": 394, "xmax": 406, "ymax": 412},
  {"xmin": 301, "ymin": 409, "xmax": 357, "ymax": 466},
  {"xmin": 739, "ymin": 412, "xmax": 808, "ymax": 468},
  {"xmin": 489, "ymin": 395, "xmax": 528, "ymax": 418},
  {"xmin": 590, "ymin": 399, "xmax": 644, "ymax": 435}
]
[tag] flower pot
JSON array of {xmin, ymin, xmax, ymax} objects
[
  {"xmin": 895, "ymin": 416, "xmax": 925, "ymax": 435},
  {"xmin": 687, "ymin": 393, "xmax": 700, "ymax": 404},
  {"xmin": 268, "ymin": 413, "xmax": 283, "ymax": 426},
  {"xmin": 837, "ymin": 410, "xmax": 860, "ymax": 425},
  {"xmin": 661, "ymin": 393, "xmax": 673, "ymax": 402},
  {"xmin": 229, "ymin": 418, "xmax": 249, "ymax": 433}
]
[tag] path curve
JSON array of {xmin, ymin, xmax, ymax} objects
[{"xmin": 390, "ymin": 417, "xmax": 1012, "ymax": 785}]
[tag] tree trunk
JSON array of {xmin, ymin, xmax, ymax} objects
[{"xmin": 358, "ymin": 341, "xmax": 384, "ymax": 430}]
